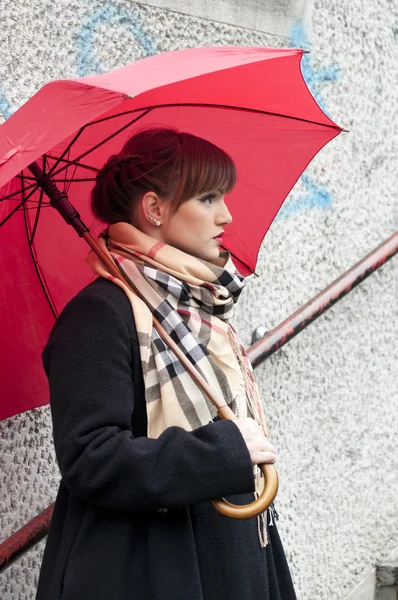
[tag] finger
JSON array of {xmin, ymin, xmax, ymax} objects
[
  {"xmin": 252, "ymin": 451, "xmax": 276, "ymax": 465},
  {"xmin": 255, "ymin": 437, "xmax": 274, "ymax": 452}
]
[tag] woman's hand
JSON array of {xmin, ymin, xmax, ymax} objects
[{"xmin": 234, "ymin": 418, "xmax": 276, "ymax": 466}]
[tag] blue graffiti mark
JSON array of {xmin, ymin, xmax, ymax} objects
[
  {"xmin": 77, "ymin": 4, "xmax": 157, "ymax": 77},
  {"xmin": 289, "ymin": 23, "xmax": 340, "ymax": 117},
  {"xmin": 275, "ymin": 173, "xmax": 331, "ymax": 221},
  {"xmin": 276, "ymin": 22, "xmax": 339, "ymax": 218},
  {"xmin": 0, "ymin": 87, "xmax": 13, "ymax": 121}
]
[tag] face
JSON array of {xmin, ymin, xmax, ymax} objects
[{"xmin": 160, "ymin": 190, "xmax": 233, "ymax": 262}]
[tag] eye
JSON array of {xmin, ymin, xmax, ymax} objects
[{"xmin": 198, "ymin": 193, "xmax": 216, "ymax": 204}]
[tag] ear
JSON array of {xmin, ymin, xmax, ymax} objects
[{"xmin": 141, "ymin": 191, "xmax": 165, "ymax": 221}]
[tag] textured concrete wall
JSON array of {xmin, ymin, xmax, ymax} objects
[
  {"xmin": 132, "ymin": 0, "xmax": 313, "ymax": 35},
  {"xmin": 0, "ymin": 1, "xmax": 397, "ymax": 599}
]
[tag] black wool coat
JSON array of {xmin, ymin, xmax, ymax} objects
[{"xmin": 35, "ymin": 277, "xmax": 296, "ymax": 600}]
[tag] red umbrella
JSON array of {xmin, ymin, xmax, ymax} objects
[{"xmin": 0, "ymin": 46, "xmax": 342, "ymax": 422}]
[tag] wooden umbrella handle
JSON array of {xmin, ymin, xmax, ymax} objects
[
  {"xmin": 83, "ymin": 231, "xmax": 279, "ymax": 519},
  {"xmin": 211, "ymin": 404, "xmax": 278, "ymax": 518},
  {"xmin": 212, "ymin": 464, "xmax": 278, "ymax": 519}
]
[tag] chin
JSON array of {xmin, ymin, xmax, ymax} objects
[
  {"xmin": 178, "ymin": 243, "xmax": 220, "ymax": 263},
  {"xmin": 195, "ymin": 249, "xmax": 220, "ymax": 262}
]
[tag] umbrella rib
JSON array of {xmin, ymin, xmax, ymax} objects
[
  {"xmin": 62, "ymin": 148, "xmax": 71, "ymax": 194},
  {"xmin": 47, "ymin": 127, "xmax": 86, "ymax": 178},
  {"xmin": 29, "ymin": 157, "xmax": 46, "ymax": 244},
  {"xmin": 22, "ymin": 181, "xmax": 58, "ymax": 320},
  {"xmin": 20, "ymin": 204, "xmax": 51, "ymax": 209},
  {"xmin": 17, "ymin": 176, "xmax": 96, "ymax": 183},
  {"xmin": 0, "ymin": 185, "xmax": 40, "ymax": 228},
  {"xmin": 62, "ymin": 103, "xmax": 341, "ymax": 145},
  {"xmin": 84, "ymin": 108, "xmax": 145, "ymax": 128},
  {"xmin": 134, "ymin": 102, "xmax": 342, "ymax": 131},
  {"xmin": 83, "ymin": 102, "xmax": 339, "ymax": 131},
  {"xmin": 43, "ymin": 109, "xmax": 153, "ymax": 181},
  {"xmin": 0, "ymin": 181, "xmax": 39, "ymax": 203},
  {"xmin": 69, "ymin": 108, "xmax": 153, "ymax": 166},
  {"xmin": 45, "ymin": 156, "xmax": 100, "ymax": 173},
  {"xmin": 63, "ymin": 148, "xmax": 74, "ymax": 195}
]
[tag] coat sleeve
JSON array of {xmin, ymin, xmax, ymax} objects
[{"xmin": 44, "ymin": 286, "xmax": 255, "ymax": 512}]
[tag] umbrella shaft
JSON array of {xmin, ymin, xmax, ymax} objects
[{"xmin": 28, "ymin": 162, "xmax": 88, "ymax": 237}]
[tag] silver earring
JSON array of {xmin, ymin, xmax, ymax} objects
[{"xmin": 148, "ymin": 214, "xmax": 161, "ymax": 226}]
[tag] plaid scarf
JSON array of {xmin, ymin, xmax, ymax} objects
[
  {"xmin": 87, "ymin": 223, "xmax": 271, "ymax": 544},
  {"xmin": 87, "ymin": 222, "xmax": 267, "ymax": 440}
]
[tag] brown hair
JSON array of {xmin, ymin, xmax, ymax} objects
[{"xmin": 91, "ymin": 127, "xmax": 236, "ymax": 224}]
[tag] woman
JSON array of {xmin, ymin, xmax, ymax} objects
[{"xmin": 36, "ymin": 127, "xmax": 296, "ymax": 600}]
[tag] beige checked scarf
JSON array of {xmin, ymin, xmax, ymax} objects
[{"xmin": 87, "ymin": 222, "xmax": 270, "ymax": 544}]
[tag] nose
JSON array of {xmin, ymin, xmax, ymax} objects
[{"xmin": 217, "ymin": 199, "xmax": 233, "ymax": 225}]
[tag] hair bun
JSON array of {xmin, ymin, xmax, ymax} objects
[{"xmin": 96, "ymin": 154, "xmax": 124, "ymax": 180}]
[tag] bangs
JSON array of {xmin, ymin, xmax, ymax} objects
[{"xmin": 171, "ymin": 133, "xmax": 236, "ymax": 209}]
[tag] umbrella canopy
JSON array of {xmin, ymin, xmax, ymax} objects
[{"xmin": 0, "ymin": 46, "xmax": 341, "ymax": 420}]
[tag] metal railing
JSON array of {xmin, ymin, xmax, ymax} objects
[
  {"xmin": 247, "ymin": 230, "xmax": 398, "ymax": 367},
  {"xmin": 1, "ymin": 230, "xmax": 397, "ymax": 572}
]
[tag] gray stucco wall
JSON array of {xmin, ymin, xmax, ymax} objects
[{"xmin": 0, "ymin": 1, "xmax": 397, "ymax": 599}]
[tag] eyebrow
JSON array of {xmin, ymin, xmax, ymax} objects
[{"xmin": 205, "ymin": 189, "xmax": 223, "ymax": 196}]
